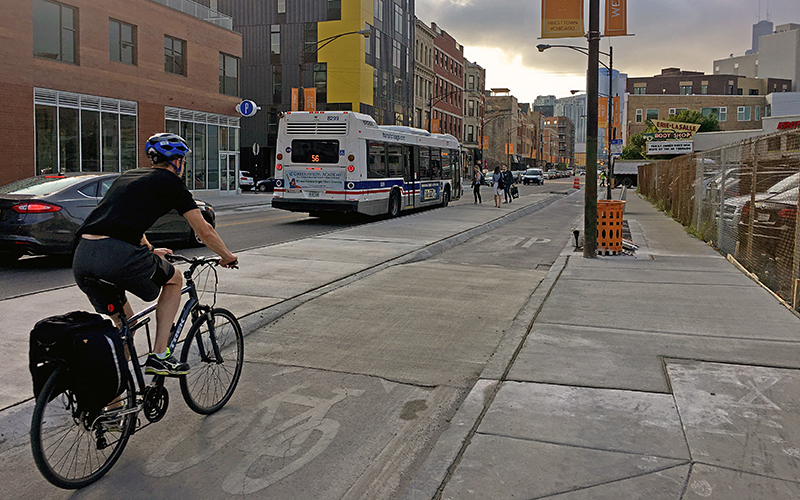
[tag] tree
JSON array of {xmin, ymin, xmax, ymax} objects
[
  {"xmin": 667, "ymin": 109, "xmax": 719, "ymax": 132},
  {"xmin": 621, "ymin": 132, "xmax": 647, "ymax": 159}
]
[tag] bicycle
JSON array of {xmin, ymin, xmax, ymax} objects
[{"xmin": 30, "ymin": 254, "xmax": 244, "ymax": 489}]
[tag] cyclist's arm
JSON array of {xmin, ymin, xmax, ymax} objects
[{"xmin": 183, "ymin": 209, "xmax": 237, "ymax": 266}]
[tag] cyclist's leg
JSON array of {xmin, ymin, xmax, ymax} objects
[{"xmin": 154, "ymin": 270, "xmax": 182, "ymax": 354}]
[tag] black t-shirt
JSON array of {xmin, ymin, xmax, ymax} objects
[{"xmin": 77, "ymin": 168, "xmax": 198, "ymax": 246}]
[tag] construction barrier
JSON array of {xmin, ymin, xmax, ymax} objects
[
  {"xmin": 597, "ymin": 200, "xmax": 626, "ymax": 255},
  {"xmin": 573, "ymin": 177, "xmax": 580, "ymax": 189}
]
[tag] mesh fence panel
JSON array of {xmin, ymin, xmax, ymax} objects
[{"xmin": 639, "ymin": 129, "xmax": 800, "ymax": 306}]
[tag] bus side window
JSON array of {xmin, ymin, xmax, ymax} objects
[
  {"xmin": 418, "ymin": 147, "xmax": 431, "ymax": 180},
  {"xmin": 442, "ymin": 149, "xmax": 452, "ymax": 181},
  {"xmin": 387, "ymin": 144, "xmax": 403, "ymax": 177},
  {"xmin": 368, "ymin": 141, "xmax": 387, "ymax": 178},
  {"xmin": 430, "ymin": 148, "xmax": 442, "ymax": 180}
]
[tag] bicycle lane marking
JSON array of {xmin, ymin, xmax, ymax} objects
[{"xmin": 142, "ymin": 383, "xmax": 363, "ymax": 492}]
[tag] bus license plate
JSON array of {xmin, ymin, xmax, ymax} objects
[{"xmin": 307, "ymin": 190, "xmax": 321, "ymax": 198}]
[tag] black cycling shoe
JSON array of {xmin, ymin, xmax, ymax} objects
[{"xmin": 145, "ymin": 354, "xmax": 190, "ymax": 376}]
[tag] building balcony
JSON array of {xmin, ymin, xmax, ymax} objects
[{"xmin": 151, "ymin": 0, "xmax": 233, "ymax": 30}]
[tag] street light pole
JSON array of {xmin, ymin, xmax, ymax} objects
[
  {"xmin": 606, "ymin": 45, "xmax": 613, "ymax": 200},
  {"xmin": 585, "ymin": 0, "xmax": 600, "ymax": 258}
]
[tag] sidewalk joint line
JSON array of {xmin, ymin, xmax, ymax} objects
[{"xmin": 432, "ymin": 254, "xmax": 572, "ymax": 500}]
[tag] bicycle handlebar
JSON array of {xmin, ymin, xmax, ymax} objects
[{"xmin": 165, "ymin": 254, "xmax": 238, "ymax": 269}]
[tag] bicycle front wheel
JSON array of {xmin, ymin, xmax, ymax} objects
[
  {"xmin": 30, "ymin": 366, "xmax": 136, "ymax": 489},
  {"xmin": 179, "ymin": 308, "xmax": 244, "ymax": 414}
]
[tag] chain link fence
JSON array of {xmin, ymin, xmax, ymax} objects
[{"xmin": 639, "ymin": 128, "xmax": 800, "ymax": 306}]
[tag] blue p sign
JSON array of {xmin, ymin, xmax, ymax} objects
[{"xmin": 237, "ymin": 100, "xmax": 258, "ymax": 117}]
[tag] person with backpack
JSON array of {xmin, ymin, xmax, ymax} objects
[
  {"xmin": 502, "ymin": 165, "xmax": 515, "ymax": 204},
  {"xmin": 492, "ymin": 166, "xmax": 504, "ymax": 208},
  {"xmin": 471, "ymin": 167, "xmax": 483, "ymax": 204},
  {"xmin": 72, "ymin": 133, "xmax": 238, "ymax": 377}
]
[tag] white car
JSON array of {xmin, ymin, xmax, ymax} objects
[{"xmin": 239, "ymin": 170, "xmax": 254, "ymax": 191}]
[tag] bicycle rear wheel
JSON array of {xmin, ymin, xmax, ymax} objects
[
  {"xmin": 30, "ymin": 366, "xmax": 136, "ymax": 489},
  {"xmin": 179, "ymin": 308, "xmax": 244, "ymax": 414}
]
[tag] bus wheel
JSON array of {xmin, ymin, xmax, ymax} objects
[
  {"xmin": 622, "ymin": 178, "xmax": 633, "ymax": 189},
  {"xmin": 388, "ymin": 191, "xmax": 401, "ymax": 218},
  {"xmin": 441, "ymin": 188, "xmax": 450, "ymax": 207}
]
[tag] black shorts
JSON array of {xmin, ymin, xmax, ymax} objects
[{"xmin": 73, "ymin": 237, "xmax": 174, "ymax": 314}]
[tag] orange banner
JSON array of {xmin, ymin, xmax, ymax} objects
[
  {"xmin": 505, "ymin": 143, "xmax": 515, "ymax": 154},
  {"xmin": 482, "ymin": 136, "xmax": 489, "ymax": 149},
  {"xmin": 541, "ymin": 0, "xmax": 584, "ymax": 39},
  {"xmin": 291, "ymin": 88, "xmax": 299, "ymax": 111},
  {"xmin": 304, "ymin": 88, "xmax": 316, "ymax": 112},
  {"xmin": 604, "ymin": 0, "xmax": 627, "ymax": 37},
  {"xmin": 598, "ymin": 97, "xmax": 622, "ymax": 142},
  {"xmin": 432, "ymin": 119, "xmax": 440, "ymax": 134}
]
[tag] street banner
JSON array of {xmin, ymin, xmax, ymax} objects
[
  {"xmin": 598, "ymin": 97, "xmax": 622, "ymax": 142},
  {"xmin": 304, "ymin": 88, "xmax": 316, "ymax": 112},
  {"xmin": 505, "ymin": 143, "xmax": 514, "ymax": 154},
  {"xmin": 541, "ymin": 0, "xmax": 584, "ymax": 39},
  {"xmin": 432, "ymin": 119, "xmax": 440, "ymax": 134},
  {"xmin": 291, "ymin": 88, "xmax": 299, "ymax": 111},
  {"xmin": 604, "ymin": 0, "xmax": 627, "ymax": 37},
  {"xmin": 482, "ymin": 136, "xmax": 489, "ymax": 149}
]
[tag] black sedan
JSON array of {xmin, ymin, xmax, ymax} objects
[
  {"xmin": 255, "ymin": 177, "xmax": 275, "ymax": 192},
  {"xmin": 0, "ymin": 173, "xmax": 215, "ymax": 261}
]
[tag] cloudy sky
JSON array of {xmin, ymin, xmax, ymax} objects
[{"xmin": 415, "ymin": 0, "xmax": 798, "ymax": 102}]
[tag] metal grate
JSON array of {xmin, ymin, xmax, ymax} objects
[{"xmin": 286, "ymin": 122, "xmax": 348, "ymax": 135}]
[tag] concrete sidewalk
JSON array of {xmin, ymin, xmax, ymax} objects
[{"xmin": 405, "ymin": 193, "xmax": 800, "ymax": 499}]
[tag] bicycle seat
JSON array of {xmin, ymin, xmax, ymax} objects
[{"xmin": 81, "ymin": 278, "xmax": 126, "ymax": 315}]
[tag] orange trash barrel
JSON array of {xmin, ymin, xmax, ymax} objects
[{"xmin": 596, "ymin": 200, "xmax": 626, "ymax": 255}]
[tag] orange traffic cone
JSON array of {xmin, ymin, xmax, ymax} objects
[{"xmin": 573, "ymin": 177, "xmax": 580, "ymax": 189}]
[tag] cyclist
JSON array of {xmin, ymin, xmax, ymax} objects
[{"xmin": 73, "ymin": 133, "xmax": 238, "ymax": 376}]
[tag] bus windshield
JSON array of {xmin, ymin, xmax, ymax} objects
[{"xmin": 291, "ymin": 139, "xmax": 340, "ymax": 164}]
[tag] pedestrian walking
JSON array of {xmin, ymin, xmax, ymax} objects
[
  {"xmin": 492, "ymin": 166, "xmax": 503, "ymax": 208},
  {"xmin": 471, "ymin": 167, "xmax": 483, "ymax": 204},
  {"xmin": 599, "ymin": 170, "xmax": 607, "ymax": 187},
  {"xmin": 502, "ymin": 165, "xmax": 514, "ymax": 204}
]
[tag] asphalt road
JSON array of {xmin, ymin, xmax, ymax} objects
[{"xmin": 0, "ymin": 180, "xmax": 568, "ymax": 299}]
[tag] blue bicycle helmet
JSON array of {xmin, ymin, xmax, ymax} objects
[{"xmin": 144, "ymin": 133, "xmax": 191, "ymax": 161}]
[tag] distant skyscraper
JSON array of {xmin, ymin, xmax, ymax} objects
[{"xmin": 748, "ymin": 19, "xmax": 774, "ymax": 55}]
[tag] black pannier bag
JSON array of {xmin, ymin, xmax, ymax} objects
[{"xmin": 29, "ymin": 311, "xmax": 129, "ymax": 418}]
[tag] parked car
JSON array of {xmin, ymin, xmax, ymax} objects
[
  {"xmin": 0, "ymin": 173, "xmax": 215, "ymax": 261},
  {"xmin": 239, "ymin": 170, "xmax": 254, "ymax": 191},
  {"xmin": 255, "ymin": 177, "xmax": 275, "ymax": 192},
  {"xmin": 522, "ymin": 168, "xmax": 545, "ymax": 185},
  {"xmin": 483, "ymin": 173, "xmax": 494, "ymax": 187}
]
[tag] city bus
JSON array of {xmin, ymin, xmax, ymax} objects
[{"xmin": 271, "ymin": 111, "xmax": 462, "ymax": 217}]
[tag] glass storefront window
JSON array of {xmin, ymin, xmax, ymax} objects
[
  {"xmin": 59, "ymin": 107, "xmax": 79, "ymax": 172},
  {"xmin": 81, "ymin": 109, "xmax": 101, "ymax": 171},
  {"xmin": 102, "ymin": 112, "xmax": 119, "ymax": 172},
  {"xmin": 207, "ymin": 125, "xmax": 219, "ymax": 189},
  {"xmin": 120, "ymin": 114, "xmax": 137, "ymax": 170},
  {"xmin": 194, "ymin": 123, "xmax": 206, "ymax": 189},
  {"xmin": 181, "ymin": 122, "xmax": 194, "ymax": 188},
  {"xmin": 35, "ymin": 105, "xmax": 57, "ymax": 175}
]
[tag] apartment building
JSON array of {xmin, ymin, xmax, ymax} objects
[
  {"xmin": 427, "ymin": 22, "xmax": 464, "ymax": 141},
  {"xmin": 1, "ymin": 0, "xmax": 243, "ymax": 189},
  {"xmin": 542, "ymin": 116, "xmax": 575, "ymax": 168},
  {"xmin": 413, "ymin": 18, "xmax": 435, "ymax": 129},
  {"xmin": 463, "ymin": 61, "xmax": 485, "ymax": 171}
]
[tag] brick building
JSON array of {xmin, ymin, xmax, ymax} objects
[
  {"xmin": 542, "ymin": 116, "xmax": 575, "ymax": 168},
  {"xmin": 627, "ymin": 94, "xmax": 768, "ymax": 137},
  {"xmin": 429, "ymin": 22, "xmax": 464, "ymax": 141},
  {"xmin": 462, "ymin": 60, "xmax": 485, "ymax": 172},
  {"xmin": 1, "ymin": 0, "xmax": 243, "ymax": 190}
]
